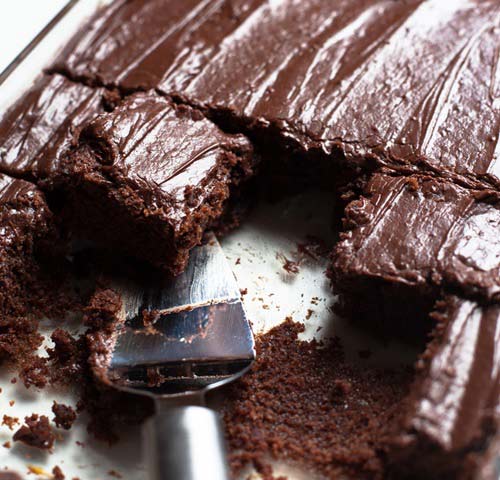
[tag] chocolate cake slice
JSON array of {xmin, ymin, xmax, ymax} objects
[
  {"xmin": 47, "ymin": 92, "xmax": 256, "ymax": 273},
  {"xmin": 330, "ymin": 173, "xmax": 500, "ymax": 330},
  {"xmin": 52, "ymin": 0, "xmax": 500, "ymax": 189},
  {"xmin": 0, "ymin": 74, "xmax": 106, "ymax": 180},
  {"xmin": 0, "ymin": 174, "xmax": 59, "ymax": 360},
  {"xmin": 0, "ymin": 175, "xmax": 57, "ymax": 311},
  {"xmin": 389, "ymin": 296, "xmax": 500, "ymax": 479}
]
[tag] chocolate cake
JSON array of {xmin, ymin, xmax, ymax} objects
[
  {"xmin": 0, "ymin": 0, "xmax": 498, "ymax": 477},
  {"xmin": 52, "ymin": 0, "xmax": 500, "ymax": 190},
  {"xmin": 331, "ymin": 173, "xmax": 500, "ymax": 330},
  {"xmin": 0, "ymin": 174, "xmax": 58, "ymax": 362},
  {"xmin": 390, "ymin": 296, "xmax": 500, "ymax": 478},
  {"xmin": 46, "ymin": 92, "xmax": 256, "ymax": 273}
]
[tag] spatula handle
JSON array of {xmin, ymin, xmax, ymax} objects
[{"xmin": 143, "ymin": 406, "xmax": 230, "ymax": 480}]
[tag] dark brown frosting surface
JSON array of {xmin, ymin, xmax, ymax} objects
[
  {"xmin": 333, "ymin": 173, "xmax": 500, "ymax": 301},
  {"xmin": 395, "ymin": 296, "xmax": 500, "ymax": 465},
  {"xmin": 53, "ymin": 0, "xmax": 500, "ymax": 189},
  {"xmin": 0, "ymin": 74, "xmax": 104, "ymax": 179}
]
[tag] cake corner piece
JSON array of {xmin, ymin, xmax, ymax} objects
[
  {"xmin": 47, "ymin": 92, "xmax": 258, "ymax": 274},
  {"xmin": 388, "ymin": 295, "xmax": 500, "ymax": 478}
]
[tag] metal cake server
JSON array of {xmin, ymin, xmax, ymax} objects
[{"xmin": 91, "ymin": 232, "xmax": 255, "ymax": 480}]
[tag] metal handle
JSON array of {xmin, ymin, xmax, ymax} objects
[{"xmin": 143, "ymin": 405, "xmax": 230, "ymax": 480}]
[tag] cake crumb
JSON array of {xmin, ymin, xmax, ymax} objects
[
  {"xmin": 277, "ymin": 253, "xmax": 300, "ymax": 274},
  {"xmin": 9, "ymin": 400, "xmax": 15, "ymax": 407},
  {"xmin": 146, "ymin": 367, "xmax": 165, "ymax": 387},
  {"xmin": 2, "ymin": 415, "xmax": 19, "ymax": 430},
  {"xmin": 406, "ymin": 177, "xmax": 419, "ymax": 192},
  {"xmin": 20, "ymin": 355, "xmax": 49, "ymax": 389},
  {"xmin": 52, "ymin": 402, "xmax": 77, "ymax": 430},
  {"xmin": 52, "ymin": 466, "xmax": 65, "ymax": 480},
  {"xmin": 2, "ymin": 441, "xmax": 10, "ymax": 449},
  {"xmin": 253, "ymin": 459, "xmax": 288, "ymax": 480},
  {"xmin": 13, "ymin": 414, "xmax": 55, "ymax": 450},
  {"xmin": 142, "ymin": 309, "xmax": 160, "ymax": 328},
  {"xmin": 108, "ymin": 471, "xmax": 122, "ymax": 478}
]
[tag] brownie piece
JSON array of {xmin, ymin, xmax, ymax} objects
[
  {"xmin": 0, "ymin": 175, "xmax": 55, "ymax": 287},
  {"xmin": 0, "ymin": 175, "xmax": 58, "ymax": 361},
  {"xmin": 53, "ymin": 0, "xmax": 500, "ymax": 189},
  {"xmin": 0, "ymin": 74, "xmax": 105, "ymax": 180},
  {"xmin": 330, "ymin": 173, "xmax": 500, "ymax": 331},
  {"xmin": 48, "ymin": 92, "xmax": 256, "ymax": 273},
  {"xmin": 389, "ymin": 296, "xmax": 500, "ymax": 479}
]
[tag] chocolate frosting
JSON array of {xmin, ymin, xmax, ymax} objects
[
  {"xmin": 393, "ymin": 296, "xmax": 500, "ymax": 468},
  {"xmin": 0, "ymin": 174, "xmax": 35, "ymax": 203},
  {"xmin": 333, "ymin": 173, "xmax": 500, "ymax": 301},
  {"xmin": 0, "ymin": 74, "xmax": 104, "ymax": 179},
  {"xmin": 53, "ymin": 0, "xmax": 500, "ymax": 189},
  {"xmin": 51, "ymin": 0, "xmax": 251, "ymax": 91}
]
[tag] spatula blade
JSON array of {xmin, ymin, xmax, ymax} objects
[{"xmin": 95, "ymin": 233, "xmax": 254, "ymax": 395}]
